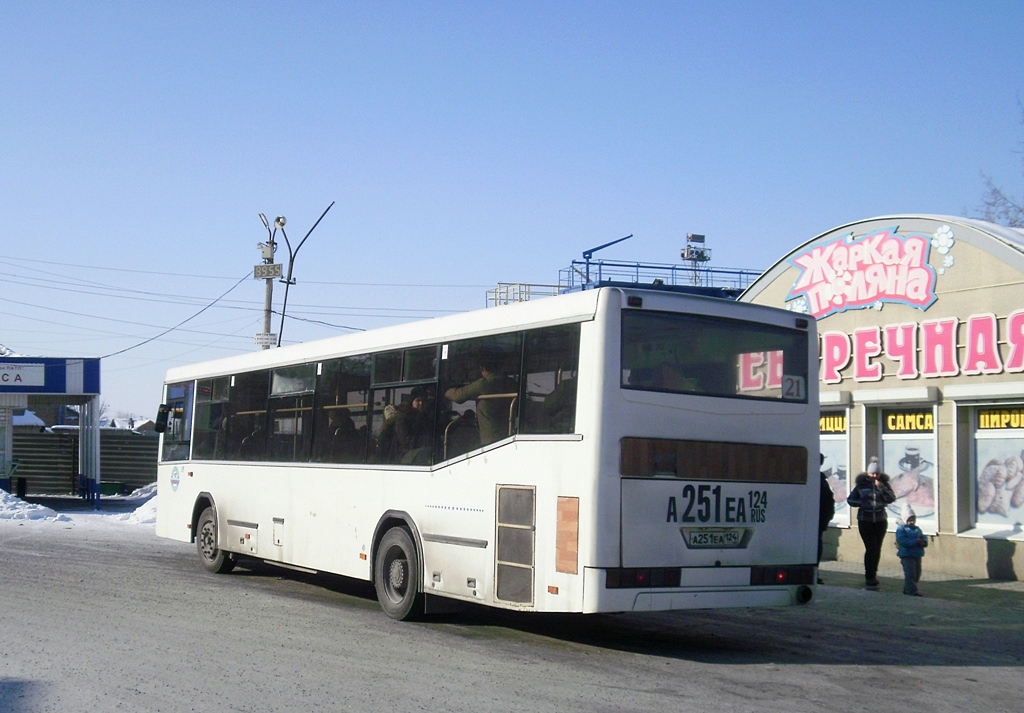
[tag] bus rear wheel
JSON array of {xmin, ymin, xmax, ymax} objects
[
  {"xmin": 196, "ymin": 506, "xmax": 235, "ymax": 574},
  {"xmin": 374, "ymin": 527, "xmax": 423, "ymax": 620}
]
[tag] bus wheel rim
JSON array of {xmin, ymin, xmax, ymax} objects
[
  {"xmin": 386, "ymin": 548, "xmax": 407, "ymax": 600},
  {"xmin": 200, "ymin": 522, "xmax": 217, "ymax": 560}
]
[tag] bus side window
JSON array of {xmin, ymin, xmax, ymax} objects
[
  {"xmin": 369, "ymin": 384, "xmax": 436, "ymax": 466},
  {"xmin": 268, "ymin": 364, "xmax": 316, "ymax": 463},
  {"xmin": 439, "ymin": 333, "xmax": 522, "ymax": 456},
  {"xmin": 193, "ymin": 377, "xmax": 230, "ymax": 460},
  {"xmin": 160, "ymin": 381, "xmax": 194, "ymax": 462},
  {"xmin": 520, "ymin": 324, "xmax": 581, "ymax": 435},
  {"xmin": 228, "ymin": 370, "xmax": 270, "ymax": 461},
  {"xmin": 313, "ymin": 356, "xmax": 372, "ymax": 464}
]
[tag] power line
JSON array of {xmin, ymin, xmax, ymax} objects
[
  {"xmin": 0, "ymin": 256, "xmax": 492, "ymax": 288},
  {"xmin": 100, "ymin": 272, "xmax": 252, "ymax": 358},
  {"xmin": 0, "ymin": 270, "xmax": 465, "ymax": 315},
  {"xmin": 0, "ymin": 296, "xmax": 257, "ymax": 339}
]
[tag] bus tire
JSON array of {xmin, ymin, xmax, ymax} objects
[
  {"xmin": 196, "ymin": 506, "xmax": 235, "ymax": 574},
  {"xmin": 374, "ymin": 526, "xmax": 423, "ymax": 620}
]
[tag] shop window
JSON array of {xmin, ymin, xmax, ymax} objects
[
  {"xmin": 880, "ymin": 407, "xmax": 937, "ymax": 533},
  {"xmin": 819, "ymin": 410, "xmax": 850, "ymax": 527},
  {"xmin": 973, "ymin": 407, "xmax": 1024, "ymax": 531}
]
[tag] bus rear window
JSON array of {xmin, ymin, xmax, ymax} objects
[{"xmin": 621, "ymin": 310, "xmax": 809, "ymax": 402}]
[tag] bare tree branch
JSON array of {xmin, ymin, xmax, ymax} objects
[
  {"xmin": 977, "ymin": 175, "xmax": 1024, "ymax": 227},
  {"xmin": 974, "ymin": 100, "xmax": 1024, "ymax": 228}
]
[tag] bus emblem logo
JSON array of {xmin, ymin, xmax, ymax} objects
[{"xmin": 170, "ymin": 466, "xmax": 180, "ymax": 492}]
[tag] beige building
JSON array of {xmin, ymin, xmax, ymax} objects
[{"xmin": 743, "ymin": 215, "xmax": 1024, "ymax": 579}]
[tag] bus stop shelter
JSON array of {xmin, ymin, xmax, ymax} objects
[{"xmin": 0, "ymin": 357, "xmax": 102, "ymax": 500}]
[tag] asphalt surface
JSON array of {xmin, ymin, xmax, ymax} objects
[{"xmin": 1, "ymin": 514, "xmax": 1022, "ymax": 713}]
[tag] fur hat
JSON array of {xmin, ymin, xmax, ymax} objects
[
  {"xmin": 866, "ymin": 457, "xmax": 879, "ymax": 475},
  {"xmin": 901, "ymin": 504, "xmax": 916, "ymax": 522}
]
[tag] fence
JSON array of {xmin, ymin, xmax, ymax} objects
[{"xmin": 11, "ymin": 430, "xmax": 159, "ymax": 495}]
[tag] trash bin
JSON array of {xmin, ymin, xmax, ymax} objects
[{"xmin": 15, "ymin": 477, "xmax": 27, "ymax": 498}]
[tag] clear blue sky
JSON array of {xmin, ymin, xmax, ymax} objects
[{"xmin": 2, "ymin": 1, "xmax": 1022, "ymax": 419}]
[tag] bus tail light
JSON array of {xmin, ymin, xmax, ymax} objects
[
  {"xmin": 605, "ymin": 568, "xmax": 682, "ymax": 589},
  {"xmin": 749, "ymin": 564, "xmax": 815, "ymax": 586}
]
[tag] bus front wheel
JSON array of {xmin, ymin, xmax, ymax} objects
[
  {"xmin": 374, "ymin": 527, "xmax": 423, "ymax": 620},
  {"xmin": 196, "ymin": 506, "xmax": 235, "ymax": 574}
]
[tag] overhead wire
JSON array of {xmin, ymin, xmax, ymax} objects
[
  {"xmin": 0, "ymin": 270, "xmax": 461, "ymax": 317},
  {"xmin": 0, "ymin": 256, "xmax": 492, "ymax": 288},
  {"xmin": 0, "ymin": 254, "xmax": 490, "ymax": 358},
  {"xmin": 99, "ymin": 272, "xmax": 253, "ymax": 358}
]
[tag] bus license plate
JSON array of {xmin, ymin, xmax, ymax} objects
[{"xmin": 683, "ymin": 527, "xmax": 746, "ymax": 549}]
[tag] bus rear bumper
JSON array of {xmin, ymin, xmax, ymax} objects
[{"xmin": 581, "ymin": 567, "xmax": 810, "ymax": 613}]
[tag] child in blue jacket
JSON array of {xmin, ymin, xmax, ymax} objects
[{"xmin": 895, "ymin": 504, "xmax": 928, "ymax": 596}]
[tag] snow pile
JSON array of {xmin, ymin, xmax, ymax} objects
[
  {"xmin": 0, "ymin": 490, "xmax": 71, "ymax": 522},
  {"xmin": 125, "ymin": 482, "xmax": 157, "ymax": 501},
  {"xmin": 112, "ymin": 492, "xmax": 158, "ymax": 525},
  {"xmin": 0, "ymin": 482, "xmax": 157, "ymax": 526},
  {"xmin": 12, "ymin": 409, "xmax": 45, "ymax": 427}
]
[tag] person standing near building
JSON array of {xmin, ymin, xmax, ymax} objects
[
  {"xmin": 895, "ymin": 504, "xmax": 928, "ymax": 596},
  {"xmin": 846, "ymin": 456, "xmax": 896, "ymax": 590},
  {"xmin": 817, "ymin": 454, "xmax": 836, "ymax": 584}
]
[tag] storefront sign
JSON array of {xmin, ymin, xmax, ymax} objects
[
  {"xmin": 883, "ymin": 409, "xmax": 934, "ymax": 433},
  {"xmin": 787, "ymin": 226, "xmax": 939, "ymax": 320},
  {"xmin": 819, "ymin": 413, "xmax": 847, "ymax": 434},
  {"xmin": 978, "ymin": 408, "xmax": 1024, "ymax": 430},
  {"xmin": 820, "ymin": 310, "xmax": 1024, "ymax": 384},
  {"xmin": 0, "ymin": 363, "xmax": 45, "ymax": 387}
]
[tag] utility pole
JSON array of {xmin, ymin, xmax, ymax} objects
[{"xmin": 255, "ymin": 214, "xmax": 285, "ymax": 350}]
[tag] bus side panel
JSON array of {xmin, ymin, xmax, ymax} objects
[{"xmin": 156, "ymin": 463, "xmax": 200, "ymax": 543}]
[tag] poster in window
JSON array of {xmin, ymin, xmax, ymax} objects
[
  {"xmin": 820, "ymin": 411, "xmax": 849, "ymax": 527},
  {"xmin": 881, "ymin": 409, "xmax": 937, "ymax": 534},
  {"xmin": 975, "ymin": 408, "xmax": 1024, "ymax": 530}
]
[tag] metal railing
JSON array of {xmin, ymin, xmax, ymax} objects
[
  {"xmin": 486, "ymin": 282, "xmax": 562, "ymax": 307},
  {"xmin": 558, "ymin": 259, "xmax": 760, "ymax": 292}
]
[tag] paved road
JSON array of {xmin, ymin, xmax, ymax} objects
[{"xmin": 1, "ymin": 519, "xmax": 1022, "ymax": 712}]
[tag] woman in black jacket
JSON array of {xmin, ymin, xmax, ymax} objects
[{"xmin": 846, "ymin": 457, "xmax": 896, "ymax": 589}]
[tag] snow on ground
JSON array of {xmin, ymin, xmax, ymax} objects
[
  {"xmin": 0, "ymin": 490, "xmax": 71, "ymax": 522},
  {"xmin": 0, "ymin": 484, "xmax": 158, "ymax": 528}
]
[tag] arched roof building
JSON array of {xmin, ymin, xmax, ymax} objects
[{"xmin": 742, "ymin": 215, "xmax": 1024, "ymax": 579}]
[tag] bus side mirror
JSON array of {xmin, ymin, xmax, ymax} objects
[{"xmin": 154, "ymin": 404, "xmax": 170, "ymax": 434}]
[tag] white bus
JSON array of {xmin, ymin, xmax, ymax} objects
[{"xmin": 155, "ymin": 287, "xmax": 819, "ymax": 620}]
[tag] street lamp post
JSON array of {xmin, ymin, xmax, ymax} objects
[
  {"xmin": 276, "ymin": 201, "xmax": 335, "ymax": 347},
  {"xmin": 256, "ymin": 214, "xmax": 283, "ymax": 351}
]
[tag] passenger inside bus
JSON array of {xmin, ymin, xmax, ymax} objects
[
  {"xmin": 375, "ymin": 387, "xmax": 433, "ymax": 465},
  {"xmin": 539, "ymin": 372, "xmax": 576, "ymax": 433},
  {"xmin": 442, "ymin": 408, "xmax": 480, "ymax": 459},
  {"xmin": 315, "ymin": 407, "xmax": 363, "ymax": 463},
  {"xmin": 444, "ymin": 357, "xmax": 518, "ymax": 446}
]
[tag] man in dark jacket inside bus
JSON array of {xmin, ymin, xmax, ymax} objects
[{"xmin": 846, "ymin": 456, "xmax": 896, "ymax": 589}]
